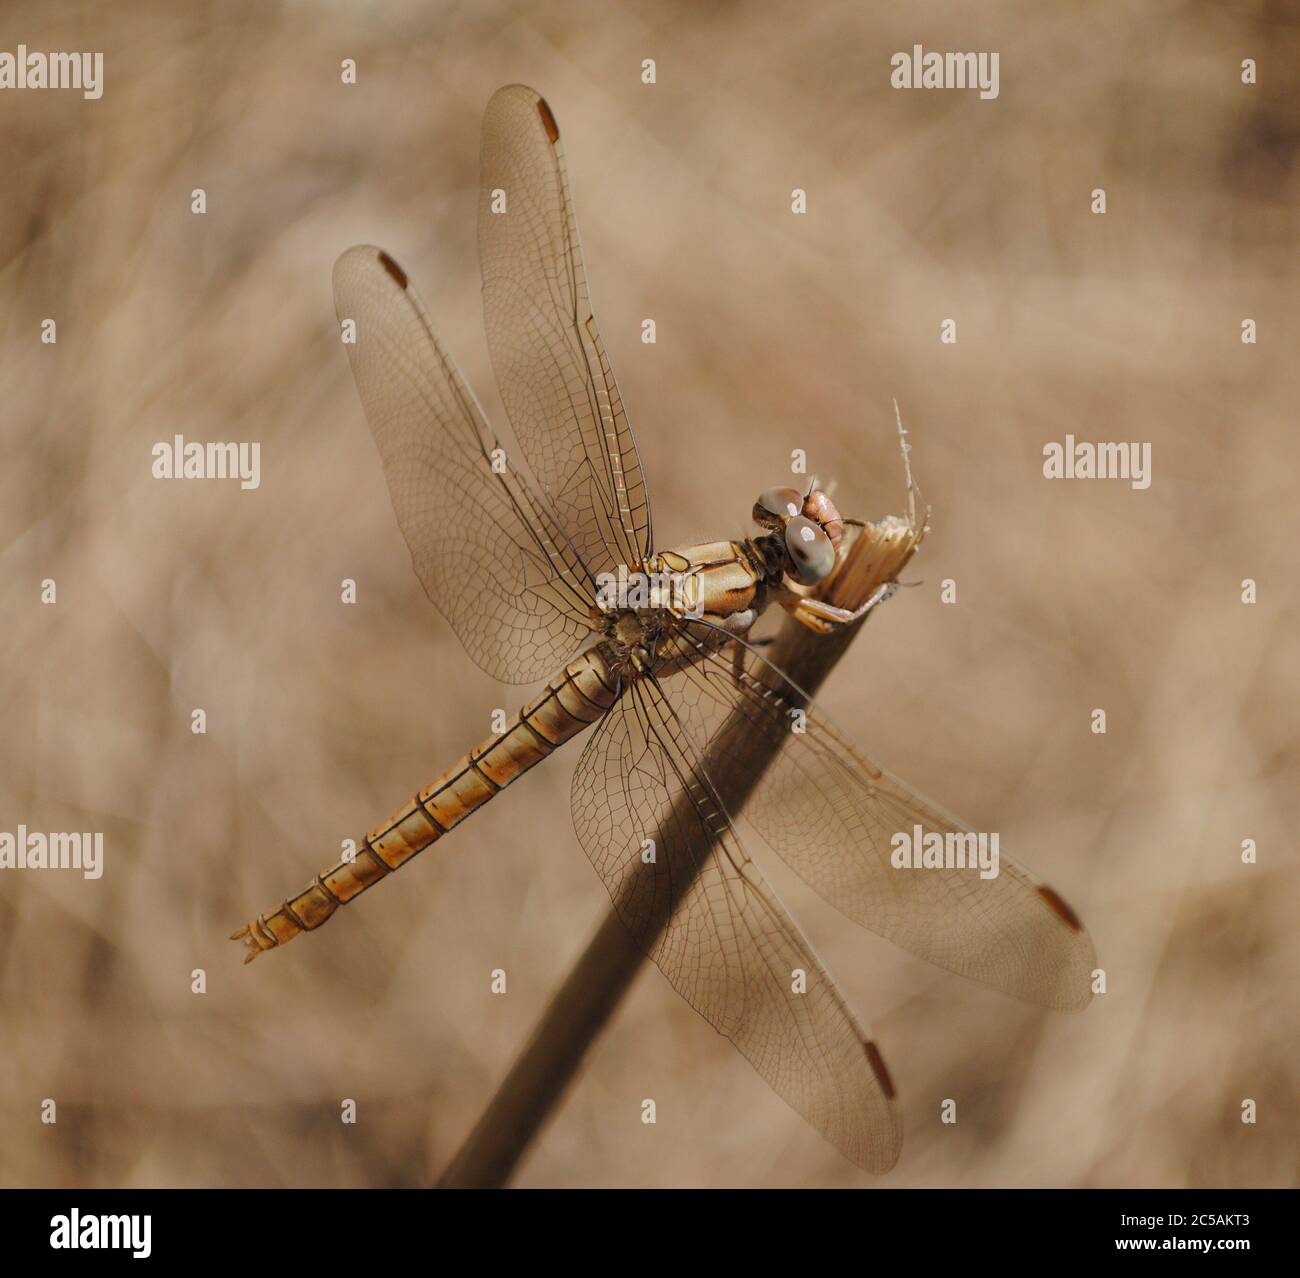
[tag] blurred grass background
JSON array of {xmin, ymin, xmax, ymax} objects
[{"xmin": 0, "ymin": 0, "xmax": 1295, "ymax": 1187}]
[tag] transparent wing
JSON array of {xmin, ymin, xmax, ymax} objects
[
  {"xmin": 333, "ymin": 244, "xmax": 599, "ymax": 684},
  {"xmin": 571, "ymin": 673, "xmax": 901, "ymax": 1172},
  {"xmin": 479, "ymin": 84, "xmax": 653, "ymax": 578},
  {"xmin": 661, "ymin": 622, "xmax": 1096, "ymax": 1011}
]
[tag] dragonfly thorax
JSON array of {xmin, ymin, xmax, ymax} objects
[
  {"xmin": 612, "ymin": 610, "xmax": 648, "ymax": 648},
  {"xmin": 606, "ymin": 606, "xmax": 669, "ymax": 662}
]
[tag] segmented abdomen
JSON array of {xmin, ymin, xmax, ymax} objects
[{"xmin": 232, "ymin": 646, "xmax": 620, "ymax": 961}]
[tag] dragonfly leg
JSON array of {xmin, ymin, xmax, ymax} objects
[
  {"xmin": 728, "ymin": 635, "xmax": 774, "ymax": 686},
  {"xmin": 774, "ymin": 581, "xmax": 900, "ymax": 635}
]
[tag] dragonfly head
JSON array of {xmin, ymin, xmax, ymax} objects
[{"xmin": 753, "ymin": 483, "xmax": 842, "ymax": 586}]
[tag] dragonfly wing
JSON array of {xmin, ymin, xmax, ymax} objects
[
  {"xmin": 479, "ymin": 84, "xmax": 653, "ymax": 577},
  {"xmin": 571, "ymin": 673, "xmax": 901, "ymax": 1172},
  {"xmin": 660, "ymin": 623, "xmax": 1096, "ymax": 1011},
  {"xmin": 333, "ymin": 244, "xmax": 599, "ymax": 684}
]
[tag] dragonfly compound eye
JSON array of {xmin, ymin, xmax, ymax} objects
[
  {"xmin": 753, "ymin": 486, "xmax": 804, "ymax": 529},
  {"xmin": 783, "ymin": 515, "xmax": 835, "ymax": 584}
]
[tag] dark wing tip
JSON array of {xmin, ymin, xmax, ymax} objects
[
  {"xmin": 1037, "ymin": 884, "xmax": 1083, "ymax": 932},
  {"xmin": 864, "ymin": 1041, "xmax": 897, "ymax": 1100},
  {"xmin": 536, "ymin": 97, "xmax": 560, "ymax": 144},
  {"xmin": 376, "ymin": 250, "xmax": 409, "ymax": 290}
]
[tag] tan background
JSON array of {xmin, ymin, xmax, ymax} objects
[{"xmin": 0, "ymin": 0, "xmax": 1295, "ymax": 1188}]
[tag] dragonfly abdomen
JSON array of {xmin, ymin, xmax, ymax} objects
[{"xmin": 232, "ymin": 646, "xmax": 621, "ymax": 962}]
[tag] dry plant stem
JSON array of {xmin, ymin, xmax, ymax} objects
[{"xmin": 436, "ymin": 510, "xmax": 927, "ymax": 1188}]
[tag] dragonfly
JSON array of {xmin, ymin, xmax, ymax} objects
[{"xmin": 233, "ymin": 84, "xmax": 1095, "ymax": 1173}]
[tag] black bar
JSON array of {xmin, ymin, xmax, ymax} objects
[{"xmin": 1, "ymin": 1188, "xmax": 1287, "ymax": 1264}]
